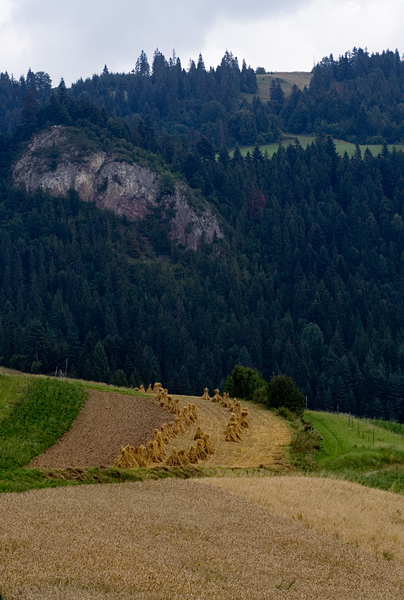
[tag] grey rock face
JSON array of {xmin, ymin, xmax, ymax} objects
[{"xmin": 12, "ymin": 126, "xmax": 223, "ymax": 250}]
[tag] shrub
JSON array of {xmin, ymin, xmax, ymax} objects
[
  {"xmin": 267, "ymin": 374, "xmax": 305, "ymax": 417},
  {"xmin": 277, "ymin": 406, "xmax": 298, "ymax": 422},
  {"xmin": 224, "ymin": 365, "xmax": 267, "ymax": 402},
  {"xmin": 290, "ymin": 419, "xmax": 323, "ymax": 470},
  {"xmin": 252, "ymin": 385, "xmax": 268, "ymax": 405}
]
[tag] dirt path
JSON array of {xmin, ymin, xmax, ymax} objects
[
  {"xmin": 1, "ymin": 480, "xmax": 404, "ymax": 599},
  {"xmin": 29, "ymin": 390, "xmax": 173, "ymax": 468}
]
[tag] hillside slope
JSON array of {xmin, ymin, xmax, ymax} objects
[{"xmin": 12, "ymin": 126, "xmax": 222, "ymax": 250}]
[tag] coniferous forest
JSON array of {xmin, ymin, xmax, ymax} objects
[{"xmin": 1, "ymin": 48, "xmax": 404, "ymax": 421}]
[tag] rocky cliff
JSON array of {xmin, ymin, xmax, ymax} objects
[{"xmin": 12, "ymin": 126, "xmax": 223, "ymax": 250}]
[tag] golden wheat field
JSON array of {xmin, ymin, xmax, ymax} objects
[
  {"xmin": 1, "ymin": 479, "xmax": 404, "ymax": 599},
  {"xmin": 199, "ymin": 475, "xmax": 404, "ymax": 564}
]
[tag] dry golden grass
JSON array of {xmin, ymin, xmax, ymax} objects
[
  {"xmin": 199, "ymin": 475, "xmax": 404, "ymax": 564},
  {"xmin": 253, "ymin": 71, "xmax": 313, "ymax": 103},
  {"xmin": 161, "ymin": 394, "xmax": 291, "ymax": 468},
  {"xmin": 1, "ymin": 479, "xmax": 404, "ymax": 599}
]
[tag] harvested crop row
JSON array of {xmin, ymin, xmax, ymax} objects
[{"xmin": 163, "ymin": 391, "xmax": 291, "ymax": 468}]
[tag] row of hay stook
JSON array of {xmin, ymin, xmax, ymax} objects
[
  {"xmin": 114, "ymin": 384, "xmax": 215, "ymax": 468},
  {"xmin": 201, "ymin": 388, "xmax": 250, "ymax": 442}
]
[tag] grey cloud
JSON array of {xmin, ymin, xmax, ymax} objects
[{"xmin": 4, "ymin": 0, "xmax": 308, "ymax": 84}]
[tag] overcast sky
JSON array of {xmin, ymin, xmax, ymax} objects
[{"xmin": 0, "ymin": 0, "xmax": 402, "ymax": 86}]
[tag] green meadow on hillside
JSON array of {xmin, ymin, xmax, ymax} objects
[
  {"xmin": 0, "ymin": 371, "xmax": 28, "ymax": 424},
  {"xmin": 305, "ymin": 410, "xmax": 404, "ymax": 492},
  {"xmin": 239, "ymin": 136, "xmax": 404, "ymax": 158},
  {"xmin": 0, "ymin": 373, "xmax": 87, "ymax": 492}
]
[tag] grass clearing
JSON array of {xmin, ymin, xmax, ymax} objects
[
  {"xmin": 248, "ymin": 72, "xmax": 313, "ymax": 104},
  {"xmin": 239, "ymin": 136, "xmax": 404, "ymax": 158}
]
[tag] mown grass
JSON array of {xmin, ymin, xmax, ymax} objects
[
  {"xmin": 251, "ymin": 72, "xmax": 313, "ymax": 103},
  {"xmin": 305, "ymin": 410, "xmax": 404, "ymax": 493},
  {"xmin": 239, "ymin": 136, "xmax": 404, "ymax": 158},
  {"xmin": 0, "ymin": 373, "xmax": 29, "ymax": 424}
]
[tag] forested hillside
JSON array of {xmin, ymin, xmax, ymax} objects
[
  {"xmin": 1, "ymin": 48, "xmax": 404, "ymax": 421},
  {"xmin": 278, "ymin": 48, "xmax": 404, "ymax": 143}
]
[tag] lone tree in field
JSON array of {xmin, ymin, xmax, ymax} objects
[
  {"xmin": 224, "ymin": 365, "xmax": 267, "ymax": 402},
  {"xmin": 267, "ymin": 374, "xmax": 305, "ymax": 417}
]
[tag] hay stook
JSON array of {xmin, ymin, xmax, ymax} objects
[
  {"xmin": 196, "ymin": 439, "xmax": 208, "ymax": 461},
  {"xmin": 194, "ymin": 426, "xmax": 204, "ymax": 441},
  {"xmin": 212, "ymin": 389, "xmax": 222, "ymax": 403},
  {"xmin": 188, "ymin": 444, "xmax": 199, "ymax": 464},
  {"xmin": 240, "ymin": 408, "xmax": 250, "ymax": 428},
  {"xmin": 165, "ymin": 448, "xmax": 182, "ymax": 466},
  {"xmin": 225, "ymin": 413, "xmax": 243, "ymax": 442},
  {"xmin": 202, "ymin": 433, "xmax": 215, "ymax": 455},
  {"xmin": 201, "ymin": 388, "xmax": 210, "ymax": 401},
  {"xmin": 113, "ymin": 445, "xmax": 139, "ymax": 469},
  {"xmin": 135, "ymin": 445, "xmax": 149, "ymax": 467}
]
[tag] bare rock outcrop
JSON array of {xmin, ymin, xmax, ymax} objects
[{"xmin": 12, "ymin": 126, "xmax": 223, "ymax": 250}]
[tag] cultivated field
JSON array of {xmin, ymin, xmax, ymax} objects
[
  {"xmin": 1, "ymin": 479, "xmax": 404, "ymax": 599},
  {"xmin": 200, "ymin": 475, "xmax": 404, "ymax": 564},
  {"xmin": 27, "ymin": 388, "xmax": 291, "ymax": 469},
  {"xmin": 2, "ymin": 375, "xmax": 404, "ymax": 598},
  {"xmin": 28, "ymin": 390, "xmax": 173, "ymax": 468}
]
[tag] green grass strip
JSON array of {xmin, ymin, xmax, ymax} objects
[
  {"xmin": 0, "ymin": 465, "xmax": 281, "ymax": 495},
  {"xmin": 0, "ymin": 378, "xmax": 87, "ymax": 470}
]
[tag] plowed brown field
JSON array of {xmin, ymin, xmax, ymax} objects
[{"xmin": 29, "ymin": 390, "xmax": 174, "ymax": 468}]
